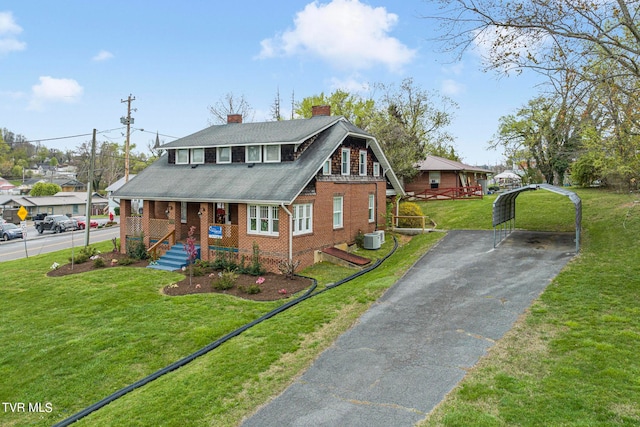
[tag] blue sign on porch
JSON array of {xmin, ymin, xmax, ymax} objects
[{"xmin": 208, "ymin": 225, "xmax": 223, "ymax": 239}]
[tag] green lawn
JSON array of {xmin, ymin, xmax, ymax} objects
[
  {"xmin": 0, "ymin": 232, "xmax": 441, "ymax": 426},
  {"xmin": 2, "ymin": 188, "xmax": 638, "ymax": 426}
]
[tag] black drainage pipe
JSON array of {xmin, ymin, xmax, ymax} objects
[{"xmin": 53, "ymin": 237, "xmax": 398, "ymax": 427}]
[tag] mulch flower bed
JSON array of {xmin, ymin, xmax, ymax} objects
[{"xmin": 46, "ymin": 251, "xmax": 313, "ymax": 301}]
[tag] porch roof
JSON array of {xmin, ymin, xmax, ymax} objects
[{"xmin": 416, "ymin": 155, "xmax": 491, "ymax": 174}]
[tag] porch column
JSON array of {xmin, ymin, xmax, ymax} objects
[
  {"xmin": 119, "ymin": 199, "xmax": 132, "ymax": 254},
  {"xmin": 143, "ymin": 200, "xmax": 152, "ymax": 247},
  {"xmin": 167, "ymin": 201, "xmax": 179, "ymax": 240},
  {"xmin": 198, "ymin": 202, "xmax": 212, "ymax": 261}
]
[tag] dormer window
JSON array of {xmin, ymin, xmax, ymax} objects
[
  {"xmin": 359, "ymin": 150, "xmax": 367, "ymax": 176},
  {"xmin": 264, "ymin": 145, "xmax": 281, "ymax": 163},
  {"xmin": 373, "ymin": 162, "xmax": 380, "ymax": 177},
  {"xmin": 176, "ymin": 149, "xmax": 189, "ymax": 165},
  {"xmin": 246, "ymin": 145, "xmax": 262, "ymax": 163},
  {"xmin": 192, "ymin": 148, "xmax": 204, "ymax": 164},
  {"xmin": 217, "ymin": 146, "xmax": 231, "ymax": 164},
  {"xmin": 341, "ymin": 148, "xmax": 350, "ymax": 175},
  {"xmin": 322, "ymin": 160, "xmax": 331, "ymax": 175}
]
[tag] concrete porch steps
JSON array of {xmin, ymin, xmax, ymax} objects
[{"xmin": 147, "ymin": 244, "xmax": 201, "ymax": 271}]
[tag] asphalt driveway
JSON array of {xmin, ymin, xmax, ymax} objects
[{"xmin": 242, "ymin": 229, "xmax": 576, "ymax": 427}]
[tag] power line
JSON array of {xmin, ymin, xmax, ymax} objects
[{"xmin": 11, "ymin": 127, "xmax": 127, "ymax": 146}]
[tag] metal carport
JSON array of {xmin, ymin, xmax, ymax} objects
[{"xmin": 492, "ymin": 184, "xmax": 582, "ymax": 252}]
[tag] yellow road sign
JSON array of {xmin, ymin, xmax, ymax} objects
[{"xmin": 17, "ymin": 206, "xmax": 28, "ymax": 221}]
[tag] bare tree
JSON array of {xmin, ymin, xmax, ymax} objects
[
  {"xmin": 427, "ymin": 0, "xmax": 640, "ymax": 95},
  {"xmin": 207, "ymin": 92, "xmax": 255, "ymax": 125}
]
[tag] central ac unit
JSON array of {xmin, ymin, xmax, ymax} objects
[{"xmin": 363, "ymin": 233, "xmax": 381, "ymax": 250}]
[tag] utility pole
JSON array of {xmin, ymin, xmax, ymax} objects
[
  {"xmin": 84, "ymin": 129, "xmax": 97, "ymax": 247},
  {"xmin": 120, "ymin": 94, "xmax": 136, "ymax": 182}
]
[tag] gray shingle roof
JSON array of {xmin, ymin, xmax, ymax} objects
[
  {"xmin": 114, "ymin": 117, "xmax": 404, "ymax": 204},
  {"xmin": 160, "ymin": 115, "xmax": 342, "ymax": 148}
]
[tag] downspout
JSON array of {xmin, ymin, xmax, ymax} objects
[{"xmin": 280, "ymin": 203, "xmax": 293, "ymax": 261}]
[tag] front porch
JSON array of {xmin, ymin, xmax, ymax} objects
[{"xmin": 120, "ymin": 200, "xmax": 239, "ymax": 262}]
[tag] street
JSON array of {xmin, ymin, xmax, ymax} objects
[{"xmin": 0, "ymin": 223, "xmax": 121, "ymax": 262}]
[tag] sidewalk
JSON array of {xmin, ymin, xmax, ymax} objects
[{"xmin": 242, "ymin": 230, "xmax": 576, "ymax": 427}]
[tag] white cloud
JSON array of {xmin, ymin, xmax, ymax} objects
[
  {"xmin": 329, "ymin": 75, "xmax": 370, "ymax": 93},
  {"xmin": 0, "ymin": 11, "xmax": 26, "ymax": 55},
  {"xmin": 28, "ymin": 76, "xmax": 84, "ymax": 110},
  {"xmin": 258, "ymin": 0, "xmax": 415, "ymax": 72},
  {"xmin": 92, "ymin": 50, "xmax": 114, "ymax": 61},
  {"xmin": 441, "ymin": 79, "xmax": 465, "ymax": 96}
]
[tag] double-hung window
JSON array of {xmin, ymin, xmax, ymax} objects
[
  {"xmin": 246, "ymin": 145, "xmax": 262, "ymax": 163},
  {"xmin": 368, "ymin": 194, "xmax": 375, "ymax": 223},
  {"xmin": 176, "ymin": 149, "xmax": 189, "ymax": 164},
  {"xmin": 293, "ymin": 203, "xmax": 313, "ymax": 235},
  {"xmin": 341, "ymin": 148, "xmax": 350, "ymax": 175},
  {"xmin": 217, "ymin": 146, "xmax": 231, "ymax": 163},
  {"xmin": 248, "ymin": 205, "xmax": 279, "ymax": 236},
  {"xmin": 359, "ymin": 150, "xmax": 367, "ymax": 176},
  {"xmin": 333, "ymin": 196, "xmax": 343, "ymax": 229}
]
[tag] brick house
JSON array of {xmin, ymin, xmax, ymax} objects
[
  {"xmin": 113, "ymin": 106, "xmax": 404, "ymax": 271},
  {"xmin": 405, "ymin": 155, "xmax": 491, "ymax": 200}
]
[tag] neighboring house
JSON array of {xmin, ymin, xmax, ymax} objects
[
  {"xmin": 53, "ymin": 191, "xmax": 109, "ymax": 215},
  {"xmin": 114, "ymin": 106, "xmax": 405, "ymax": 271},
  {"xmin": 0, "ymin": 192, "xmax": 106, "ymax": 219},
  {"xmin": 0, "ymin": 194, "xmax": 86, "ymax": 218},
  {"xmin": 405, "ymin": 155, "xmax": 492, "ymax": 200},
  {"xmin": 105, "ymin": 175, "xmax": 141, "ymax": 215},
  {"xmin": 0, "ymin": 177, "xmax": 17, "ymax": 195},
  {"xmin": 24, "ymin": 177, "xmax": 86, "ymax": 193}
]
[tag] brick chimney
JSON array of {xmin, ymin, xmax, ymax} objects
[
  {"xmin": 227, "ymin": 114, "xmax": 243, "ymax": 124},
  {"xmin": 311, "ymin": 105, "xmax": 331, "ymax": 117}
]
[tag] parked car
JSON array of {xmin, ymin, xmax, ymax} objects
[
  {"xmin": 32, "ymin": 213, "xmax": 48, "ymax": 230},
  {"xmin": 1, "ymin": 223, "xmax": 23, "ymax": 241},
  {"xmin": 36, "ymin": 215, "xmax": 79, "ymax": 234},
  {"xmin": 74, "ymin": 216, "xmax": 99, "ymax": 229}
]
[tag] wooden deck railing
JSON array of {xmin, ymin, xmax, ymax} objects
[{"xmin": 413, "ymin": 185, "xmax": 483, "ymax": 201}]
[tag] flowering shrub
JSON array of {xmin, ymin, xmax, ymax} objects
[
  {"xmin": 255, "ymin": 276, "xmax": 265, "ymax": 285},
  {"xmin": 213, "ymin": 269, "xmax": 237, "ymax": 290},
  {"xmin": 50, "ymin": 262, "xmax": 60, "ymax": 270},
  {"xmin": 278, "ymin": 288, "xmax": 287, "ymax": 295}
]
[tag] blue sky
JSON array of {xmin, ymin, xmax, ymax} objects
[{"xmin": 1, "ymin": 0, "xmax": 545, "ymax": 166}]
